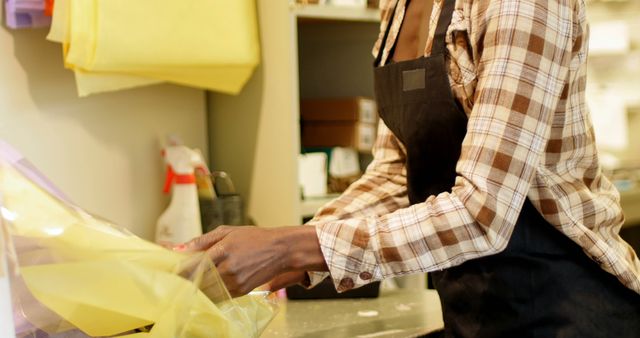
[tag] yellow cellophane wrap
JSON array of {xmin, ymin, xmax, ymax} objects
[
  {"xmin": 0, "ymin": 157, "xmax": 276, "ymax": 337},
  {"xmin": 46, "ymin": 0, "xmax": 260, "ymax": 96}
]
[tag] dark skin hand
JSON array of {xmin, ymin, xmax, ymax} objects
[{"xmin": 181, "ymin": 225, "xmax": 328, "ymax": 297}]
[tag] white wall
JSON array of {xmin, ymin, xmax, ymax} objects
[{"xmin": 0, "ymin": 11, "xmax": 208, "ymax": 239}]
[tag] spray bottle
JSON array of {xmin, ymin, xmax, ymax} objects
[{"xmin": 155, "ymin": 145, "xmax": 206, "ymax": 246}]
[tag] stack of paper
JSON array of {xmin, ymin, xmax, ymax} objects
[
  {"xmin": 5, "ymin": 0, "xmax": 52, "ymax": 29},
  {"xmin": 47, "ymin": 0, "xmax": 260, "ymax": 96}
]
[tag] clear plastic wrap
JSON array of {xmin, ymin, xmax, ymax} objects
[{"xmin": 0, "ymin": 141, "xmax": 277, "ymax": 338}]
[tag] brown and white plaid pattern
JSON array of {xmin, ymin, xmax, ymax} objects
[{"xmin": 306, "ymin": 0, "xmax": 640, "ymax": 294}]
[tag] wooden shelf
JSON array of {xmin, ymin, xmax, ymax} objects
[
  {"xmin": 291, "ymin": 4, "xmax": 381, "ymax": 22},
  {"xmin": 210, "ymin": 2, "xmax": 380, "ymax": 227}
]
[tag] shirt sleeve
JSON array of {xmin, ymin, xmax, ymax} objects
[
  {"xmin": 309, "ymin": 121, "xmax": 410, "ymax": 224},
  {"xmin": 304, "ymin": 120, "xmax": 411, "ymax": 287},
  {"xmin": 314, "ymin": 0, "xmax": 575, "ymax": 292}
]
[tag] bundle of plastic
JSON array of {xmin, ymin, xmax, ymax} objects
[
  {"xmin": 0, "ymin": 140, "xmax": 277, "ymax": 338},
  {"xmin": 5, "ymin": 0, "xmax": 52, "ymax": 29},
  {"xmin": 45, "ymin": 0, "xmax": 260, "ymax": 97}
]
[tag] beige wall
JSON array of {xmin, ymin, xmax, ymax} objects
[{"xmin": 0, "ymin": 11, "xmax": 207, "ymax": 239}]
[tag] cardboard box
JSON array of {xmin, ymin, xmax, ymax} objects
[
  {"xmin": 300, "ymin": 97, "xmax": 378, "ymax": 124},
  {"xmin": 302, "ymin": 121, "xmax": 377, "ymax": 152}
]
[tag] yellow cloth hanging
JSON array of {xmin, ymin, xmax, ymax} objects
[
  {"xmin": 47, "ymin": 0, "xmax": 260, "ymax": 96},
  {"xmin": 48, "ymin": 0, "xmax": 164, "ymax": 95}
]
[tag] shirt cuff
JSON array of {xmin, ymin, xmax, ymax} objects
[
  {"xmin": 314, "ymin": 218, "xmax": 384, "ymax": 292},
  {"xmin": 303, "ymin": 271, "xmax": 330, "ymax": 289}
]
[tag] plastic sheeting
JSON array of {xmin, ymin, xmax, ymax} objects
[
  {"xmin": 0, "ymin": 140, "xmax": 277, "ymax": 338},
  {"xmin": 46, "ymin": 0, "xmax": 260, "ymax": 97}
]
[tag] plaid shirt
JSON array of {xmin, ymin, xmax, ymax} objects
[{"xmin": 307, "ymin": 0, "xmax": 640, "ymax": 294}]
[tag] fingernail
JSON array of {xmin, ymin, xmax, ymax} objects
[{"xmin": 173, "ymin": 244, "xmax": 187, "ymax": 251}]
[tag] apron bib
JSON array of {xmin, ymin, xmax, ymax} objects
[{"xmin": 372, "ymin": 1, "xmax": 640, "ymax": 337}]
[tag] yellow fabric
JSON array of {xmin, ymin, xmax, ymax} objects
[
  {"xmin": 46, "ymin": 0, "xmax": 68, "ymax": 43},
  {"xmin": 1, "ymin": 163, "xmax": 274, "ymax": 337},
  {"xmin": 73, "ymin": 70, "xmax": 163, "ymax": 98},
  {"xmin": 47, "ymin": 0, "xmax": 259, "ymax": 96},
  {"xmin": 48, "ymin": 0, "xmax": 164, "ymax": 95}
]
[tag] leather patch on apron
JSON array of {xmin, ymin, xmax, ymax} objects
[{"xmin": 402, "ymin": 68, "xmax": 425, "ymax": 91}]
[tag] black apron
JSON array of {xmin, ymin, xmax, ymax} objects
[{"xmin": 372, "ymin": 1, "xmax": 640, "ymax": 337}]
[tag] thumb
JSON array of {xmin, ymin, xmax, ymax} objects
[
  {"xmin": 268, "ymin": 271, "xmax": 308, "ymax": 292},
  {"xmin": 180, "ymin": 226, "xmax": 234, "ymax": 252}
]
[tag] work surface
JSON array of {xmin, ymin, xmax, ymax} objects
[{"xmin": 261, "ymin": 289, "xmax": 444, "ymax": 338}]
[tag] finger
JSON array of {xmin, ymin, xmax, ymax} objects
[
  {"xmin": 268, "ymin": 271, "xmax": 307, "ymax": 292},
  {"xmin": 182, "ymin": 226, "xmax": 233, "ymax": 252}
]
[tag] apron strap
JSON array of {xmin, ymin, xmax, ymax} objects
[
  {"xmin": 431, "ymin": 0, "xmax": 455, "ymax": 56},
  {"xmin": 374, "ymin": 0, "xmax": 401, "ymax": 67}
]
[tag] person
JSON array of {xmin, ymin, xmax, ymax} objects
[{"xmin": 182, "ymin": 0, "xmax": 640, "ymax": 336}]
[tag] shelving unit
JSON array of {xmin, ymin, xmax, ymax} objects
[
  {"xmin": 208, "ymin": 2, "xmax": 381, "ymax": 226},
  {"xmin": 295, "ymin": 5, "xmax": 381, "ymax": 221},
  {"xmin": 291, "ymin": 3, "xmax": 380, "ymax": 22}
]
